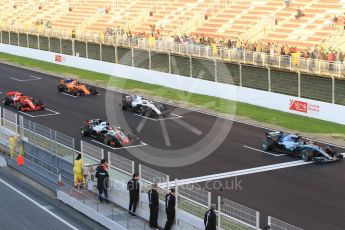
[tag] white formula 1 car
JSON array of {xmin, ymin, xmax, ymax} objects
[{"xmin": 120, "ymin": 95, "xmax": 171, "ymax": 117}]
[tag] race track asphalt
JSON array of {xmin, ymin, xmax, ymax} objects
[
  {"xmin": 0, "ymin": 167, "xmax": 107, "ymax": 230},
  {"xmin": 0, "ymin": 62, "xmax": 344, "ymax": 229}
]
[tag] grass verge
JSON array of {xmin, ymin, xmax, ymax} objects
[{"xmin": 0, "ymin": 52, "xmax": 345, "ymax": 139}]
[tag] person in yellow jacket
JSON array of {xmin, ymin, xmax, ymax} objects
[{"xmin": 73, "ymin": 153, "xmax": 85, "ymax": 188}]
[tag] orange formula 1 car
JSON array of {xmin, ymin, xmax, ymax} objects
[
  {"xmin": 57, "ymin": 79, "xmax": 99, "ymax": 96},
  {"xmin": 3, "ymin": 91, "xmax": 45, "ymax": 112}
]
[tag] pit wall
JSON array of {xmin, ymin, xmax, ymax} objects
[{"xmin": 0, "ymin": 44, "xmax": 344, "ymax": 125}]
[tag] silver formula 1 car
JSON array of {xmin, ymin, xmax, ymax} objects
[{"xmin": 261, "ymin": 131, "xmax": 344, "ymax": 163}]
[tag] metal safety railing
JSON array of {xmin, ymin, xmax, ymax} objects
[
  {"xmin": 268, "ymin": 216, "xmax": 303, "ymax": 230},
  {"xmin": 1, "ymin": 27, "xmax": 344, "ymax": 79}
]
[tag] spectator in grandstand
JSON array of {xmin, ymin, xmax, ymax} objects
[
  {"xmin": 204, "ymin": 204, "xmax": 217, "ymax": 230},
  {"xmin": 295, "ymin": 8, "xmax": 304, "ymax": 19},
  {"xmin": 148, "ymin": 183, "xmax": 159, "ymax": 229},
  {"xmin": 95, "ymin": 159, "xmax": 109, "ymax": 204},
  {"xmin": 328, "ymin": 50, "xmax": 336, "ymax": 71},
  {"xmin": 284, "ymin": 0, "xmax": 290, "ymax": 8},
  {"xmin": 127, "ymin": 173, "xmax": 140, "ymax": 216},
  {"xmin": 164, "ymin": 188, "xmax": 176, "ymax": 230}
]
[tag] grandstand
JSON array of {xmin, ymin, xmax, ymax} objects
[{"xmin": 1, "ymin": 0, "xmax": 345, "ymax": 50}]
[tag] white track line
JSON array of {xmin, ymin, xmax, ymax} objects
[
  {"xmin": 19, "ymin": 108, "xmax": 60, "ymax": 118},
  {"xmin": 243, "ymin": 145, "xmax": 287, "ymax": 157},
  {"xmin": 0, "ymin": 179, "xmax": 78, "ymax": 230},
  {"xmin": 169, "ymin": 160, "xmax": 312, "ymax": 186},
  {"xmin": 60, "ymin": 92, "xmax": 78, "ymax": 98},
  {"xmin": 91, "ymin": 140, "xmax": 148, "ymax": 150},
  {"xmin": 133, "ymin": 113, "xmax": 182, "ymax": 121},
  {"xmin": 10, "ymin": 76, "xmax": 41, "ymax": 81}
]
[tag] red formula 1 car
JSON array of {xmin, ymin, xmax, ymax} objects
[{"xmin": 2, "ymin": 91, "xmax": 45, "ymax": 112}]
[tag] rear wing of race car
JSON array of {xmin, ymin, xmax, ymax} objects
[{"xmin": 265, "ymin": 131, "xmax": 283, "ymax": 138}]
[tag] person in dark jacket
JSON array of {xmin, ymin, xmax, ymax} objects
[
  {"xmin": 148, "ymin": 183, "xmax": 159, "ymax": 229},
  {"xmin": 164, "ymin": 188, "xmax": 176, "ymax": 230},
  {"xmin": 95, "ymin": 159, "xmax": 109, "ymax": 203},
  {"xmin": 204, "ymin": 204, "xmax": 217, "ymax": 230},
  {"xmin": 127, "ymin": 173, "xmax": 140, "ymax": 216}
]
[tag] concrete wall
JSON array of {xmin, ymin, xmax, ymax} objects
[{"xmin": 0, "ymin": 44, "xmax": 344, "ymax": 125}]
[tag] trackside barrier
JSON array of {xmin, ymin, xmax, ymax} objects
[
  {"xmin": 219, "ymin": 197, "xmax": 260, "ymax": 230},
  {"xmin": 2, "ymin": 108, "xmax": 18, "ymax": 133},
  {"xmin": 139, "ymin": 164, "xmax": 170, "ymax": 198},
  {"xmin": 20, "ymin": 116, "xmax": 75, "ymax": 162},
  {"xmin": 268, "ymin": 216, "xmax": 303, "ymax": 230},
  {"xmin": 108, "ymin": 151, "xmax": 134, "ymax": 181},
  {"xmin": 177, "ymin": 183, "xmax": 211, "ymax": 223},
  {"xmin": 80, "ymin": 140, "xmax": 104, "ymax": 163}
]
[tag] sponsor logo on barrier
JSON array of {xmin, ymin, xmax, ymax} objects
[
  {"xmin": 289, "ymin": 99, "xmax": 320, "ymax": 114},
  {"xmin": 55, "ymin": 54, "xmax": 64, "ymax": 63}
]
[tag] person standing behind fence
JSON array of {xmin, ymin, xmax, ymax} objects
[
  {"xmin": 95, "ymin": 159, "xmax": 109, "ymax": 204},
  {"xmin": 73, "ymin": 153, "xmax": 85, "ymax": 188},
  {"xmin": 148, "ymin": 183, "xmax": 159, "ymax": 229},
  {"xmin": 127, "ymin": 173, "xmax": 140, "ymax": 216},
  {"xmin": 164, "ymin": 188, "xmax": 176, "ymax": 230},
  {"xmin": 204, "ymin": 204, "xmax": 217, "ymax": 230}
]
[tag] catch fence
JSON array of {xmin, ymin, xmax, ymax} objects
[
  {"xmin": 268, "ymin": 216, "xmax": 303, "ymax": 230},
  {"xmin": 219, "ymin": 197, "xmax": 259, "ymax": 230},
  {"xmin": 108, "ymin": 151, "xmax": 134, "ymax": 181},
  {"xmin": 20, "ymin": 116, "xmax": 76, "ymax": 162}
]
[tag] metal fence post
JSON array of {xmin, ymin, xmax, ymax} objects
[
  {"xmin": 138, "ymin": 164, "xmax": 143, "ymax": 195},
  {"xmin": 86, "ymin": 42, "xmax": 88, "ymax": 59},
  {"xmin": 256, "ymin": 211, "xmax": 260, "ymax": 229},
  {"xmin": 268, "ymin": 216, "xmax": 272, "ymax": 227},
  {"xmin": 72, "ymin": 39, "xmax": 75, "ymax": 56},
  {"xmin": 166, "ymin": 175, "xmax": 170, "ymax": 192},
  {"xmin": 175, "ymin": 179, "xmax": 179, "ymax": 228},
  {"xmin": 278, "ymin": 55, "xmax": 281, "ymax": 68},
  {"xmin": 99, "ymin": 43, "xmax": 102, "ymax": 61},
  {"xmin": 332, "ymin": 76, "xmax": 335, "ymax": 104},
  {"xmin": 168, "ymin": 53, "xmax": 171, "ymax": 74},
  {"xmin": 0, "ymin": 31, "xmax": 2, "ymax": 43},
  {"xmin": 149, "ymin": 50, "xmax": 151, "ymax": 70},
  {"xmin": 8, "ymin": 32, "xmax": 10, "ymax": 45},
  {"xmin": 189, "ymin": 56, "xmax": 192, "ymax": 77},
  {"xmin": 239, "ymin": 63, "xmax": 242, "ymax": 87},
  {"xmin": 114, "ymin": 46, "xmax": 118, "ymax": 64},
  {"xmin": 59, "ymin": 38, "xmax": 62, "ymax": 53},
  {"xmin": 17, "ymin": 32, "xmax": 19, "ymax": 46},
  {"xmin": 37, "ymin": 35, "xmax": 40, "ymax": 50},
  {"xmin": 48, "ymin": 37, "xmax": 51, "ymax": 51},
  {"xmin": 217, "ymin": 196, "xmax": 221, "ymax": 229},
  {"xmin": 131, "ymin": 161, "xmax": 135, "ymax": 175},
  {"xmin": 131, "ymin": 47, "xmax": 134, "ymax": 67},
  {"xmin": 15, "ymin": 113, "xmax": 18, "ymax": 134},
  {"xmin": 214, "ymin": 60, "xmax": 217, "ymax": 82},
  {"xmin": 266, "ymin": 66, "xmax": 271, "ymax": 92},
  {"xmin": 297, "ymin": 71, "xmax": 301, "ymax": 98}
]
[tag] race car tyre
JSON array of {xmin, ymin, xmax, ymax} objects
[
  {"xmin": 302, "ymin": 149, "xmax": 313, "ymax": 162},
  {"xmin": 16, "ymin": 102, "xmax": 23, "ymax": 111},
  {"xmin": 261, "ymin": 139, "xmax": 273, "ymax": 151},
  {"xmin": 90, "ymin": 88, "xmax": 98, "ymax": 95},
  {"xmin": 81, "ymin": 127, "xmax": 89, "ymax": 136},
  {"xmin": 35, "ymin": 100, "xmax": 43, "ymax": 106},
  {"xmin": 3, "ymin": 97, "xmax": 11, "ymax": 106},
  {"xmin": 57, "ymin": 85, "xmax": 66, "ymax": 92},
  {"xmin": 119, "ymin": 101, "xmax": 126, "ymax": 110},
  {"xmin": 139, "ymin": 107, "xmax": 146, "ymax": 116}
]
